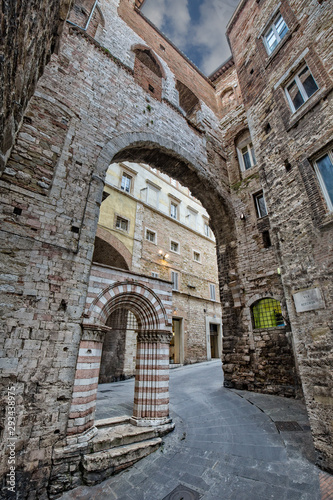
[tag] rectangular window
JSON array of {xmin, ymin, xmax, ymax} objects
[
  {"xmin": 170, "ymin": 202, "xmax": 178, "ymax": 219},
  {"xmin": 254, "ymin": 192, "xmax": 268, "ymax": 218},
  {"xmin": 115, "ymin": 216, "xmax": 129, "ymax": 232},
  {"xmin": 285, "ymin": 65, "xmax": 318, "ymax": 113},
  {"xmin": 171, "ymin": 271, "xmax": 179, "ymax": 291},
  {"xmin": 170, "ymin": 240, "xmax": 179, "ymax": 253},
  {"xmin": 151, "ymin": 271, "xmax": 159, "ymax": 278},
  {"xmin": 146, "ymin": 229, "xmax": 156, "ymax": 243},
  {"xmin": 243, "ymin": 143, "xmax": 256, "ymax": 170},
  {"xmin": 264, "ymin": 14, "xmax": 288, "ymax": 55},
  {"xmin": 193, "ymin": 251, "xmax": 201, "ymax": 262},
  {"xmin": 314, "ymin": 152, "xmax": 333, "ymax": 211},
  {"xmin": 209, "ymin": 284, "xmax": 216, "ymax": 301},
  {"xmin": 204, "ymin": 222, "xmax": 210, "ymax": 237},
  {"xmin": 121, "ymin": 173, "xmax": 132, "ymax": 193}
]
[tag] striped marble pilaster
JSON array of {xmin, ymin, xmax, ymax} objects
[
  {"xmin": 132, "ymin": 330, "xmax": 173, "ymax": 427},
  {"xmin": 67, "ymin": 324, "xmax": 110, "ymax": 435}
]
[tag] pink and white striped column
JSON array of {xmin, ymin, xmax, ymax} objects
[
  {"xmin": 131, "ymin": 330, "xmax": 172, "ymax": 427},
  {"xmin": 67, "ymin": 325, "xmax": 110, "ymax": 436}
]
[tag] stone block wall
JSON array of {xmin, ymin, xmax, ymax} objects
[
  {"xmin": 0, "ymin": 0, "xmax": 73, "ymax": 170},
  {"xmin": 227, "ymin": 0, "xmax": 333, "ymax": 471},
  {"xmin": 0, "ymin": 0, "xmax": 332, "ymax": 495}
]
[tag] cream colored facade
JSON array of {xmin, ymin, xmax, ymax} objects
[{"xmin": 96, "ymin": 161, "xmax": 223, "ymax": 374}]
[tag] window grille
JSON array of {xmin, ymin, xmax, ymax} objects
[{"xmin": 252, "ymin": 298, "xmax": 285, "ymax": 329}]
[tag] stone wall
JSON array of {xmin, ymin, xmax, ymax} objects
[
  {"xmin": 0, "ymin": 0, "xmax": 73, "ymax": 170},
  {"xmin": 227, "ymin": 0, "xmax": 333, "ymax": 471},
  {"xmin": 0, "ymin": 0, "xmax": 332, "ymax": 495}
]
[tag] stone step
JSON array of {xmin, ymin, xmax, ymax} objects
[
  {"xmin": 95, "ymin": 415, "xmax": 131, "ymax": 429},
  {"xmin": 88, "ymin": 423, "xmax": 158, "ymax": 453},
  {"xmin": 82, "ymin": 438, "xmax": 162, "ymax": 485}
]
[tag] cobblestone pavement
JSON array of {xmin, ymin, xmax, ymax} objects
[{"xmin": 60, "ymin": 360, "xmax": 332, "ymax": 500}]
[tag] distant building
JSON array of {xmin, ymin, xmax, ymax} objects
[{"xmin": 93, "ymin": 161, "xmax": 222, "ymax": 381}]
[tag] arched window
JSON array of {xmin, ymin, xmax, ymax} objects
[
  {"xmin": 251, "ymin": 298, "xmax": 285, "ymax": 329},
  {"xmin": 133, "ymin": 47, "xmax": 164, "ymax": 101},
  {"xmin": 175, "ymin": 80, "xmax": 200, "ymax": 120}
]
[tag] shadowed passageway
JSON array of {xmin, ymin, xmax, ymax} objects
[{"xmin": 60, "ymin": 361, "xmax": 328, "ymax": 499}]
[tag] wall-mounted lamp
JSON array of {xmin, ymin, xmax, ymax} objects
[
  {"xmin": 240, "ymin": 213, "xmax": 246, "ymax": 221},
  {"xmin": 158, "ymin": 250, "xmax": 169, "ymax": 260}
]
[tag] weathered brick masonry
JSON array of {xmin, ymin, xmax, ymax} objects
[{"xmin": 0, "ymin": 0, "xmax": 332, "ymax": 496}]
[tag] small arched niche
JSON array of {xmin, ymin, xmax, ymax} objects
[{"xmin": 133, "ymin": 45, "xmax": 165, "ymax": 101}]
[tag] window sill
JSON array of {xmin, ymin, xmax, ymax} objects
[{"xmin": 286, "ymin": 86, "xmax": 332, "ymax": 131}]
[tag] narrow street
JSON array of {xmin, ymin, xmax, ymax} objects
[{"xmin": 60, "ymin": 360, "xmax": 330, "ymax": 499}]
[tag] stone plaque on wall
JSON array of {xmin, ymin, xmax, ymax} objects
[{"xmin": 293, "ymin": 288, "xmax": 325, "ymax": 313}]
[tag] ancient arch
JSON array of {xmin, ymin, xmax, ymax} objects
[
  {"xmin": 93, "ymin": 226, "xmax": 132, "ymax": 269},
  {"xmin": 67, "ymin": 278, "xmax": 172, "ymax": 434}
]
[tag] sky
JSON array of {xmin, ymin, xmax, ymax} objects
[{"xmin": 141, "ymin": 0, "xmax": 240, "ymax": 76}]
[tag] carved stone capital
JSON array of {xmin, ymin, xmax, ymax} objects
[
  {"xmin": 137, "ymin": 329, "xmax": 173, "ymax": 344},
  {"xmin": 81, "ymin": 323, "xmax": 112, "ymax": 343}
]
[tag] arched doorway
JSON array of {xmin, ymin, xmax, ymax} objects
[{"xmin": 67, "ymin": 277, "xmax": 173, "ymax": 435}]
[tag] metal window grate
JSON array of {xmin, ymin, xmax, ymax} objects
[{"xmin": 252, "ymin": 298, "xmax": 284, "ymax": 329}]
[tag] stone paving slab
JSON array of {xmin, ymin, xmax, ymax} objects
[{"xmin": 60, "ymin": 360, "xmax": 331, "ymax": 500}]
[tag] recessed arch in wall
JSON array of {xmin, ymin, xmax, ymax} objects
[{"xmin": 92, "ymin": 226, "xmax": 132, "ymax": 270}]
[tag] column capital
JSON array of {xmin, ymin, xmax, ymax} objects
[
  {"xmin": 137, "ymin": 329, "xmax": 173, "ymax": 343},
  {"xmin": 81, "ymin": 323, "xmax": 112, "ymax": 342}
]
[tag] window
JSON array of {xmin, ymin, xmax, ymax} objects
[
  {"xmin": 171, "ymin": 271, "xmax": 179, "ymax": 291},
  {"xmin": 146, "ymin": 229, "xmax": 156, "ymax": 243},
  {"xmin": 170, "ymin": 240, "xmax": 179, "ymax": 253},
  {"xmin": 254, "ymin": 192, "xmax": 268, "ymax": 218},
  {"xmin": 285, "ymin": 65, "xmax": 318, "ymax": 113},
  {"xmin": 193, "ymin": 251, "xmax": 201, "ymax": 262},
  {"xmin": 121, "ymin": 173, "xmax": 132, "ymax": 193},
  {"xmin": 251, "ymin": 298, "xmax": 285, "ymax": 329},
  {"xmin": 151, "ymin": 271, "xmax": 159, "ymax": 278},
  {"xmin": 236, "ymin": 132, "xmax": 257, "ymax": 171},
  {"xmin": 314, "ymin": 152, "xmax": 333, "ymax": 211},
  {"xmin": 241, "ymin": 143, "xmax": 256, "ymax": 170},
  {"xmin": 115, "ymin": 216, "xmax": 129, "ymax": 232},
  {"xmin": 209, "ymin": 284, "xmax": 216, "ymax": 301},
  {"xmin": 170, "ymin": 202, "xmax": 178, "ymax": 219},
  {"xmin": 204, "ymin": 222, "xmax": 211, "ymax": 238},
  {"xmin": 264, "ymin": 14, "xmax": 288, "ymax": 55}
]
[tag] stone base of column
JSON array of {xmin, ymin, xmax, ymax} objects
[{"xmin": 130, "ymin": 416, "xmax": 173, "ymax": 427}]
